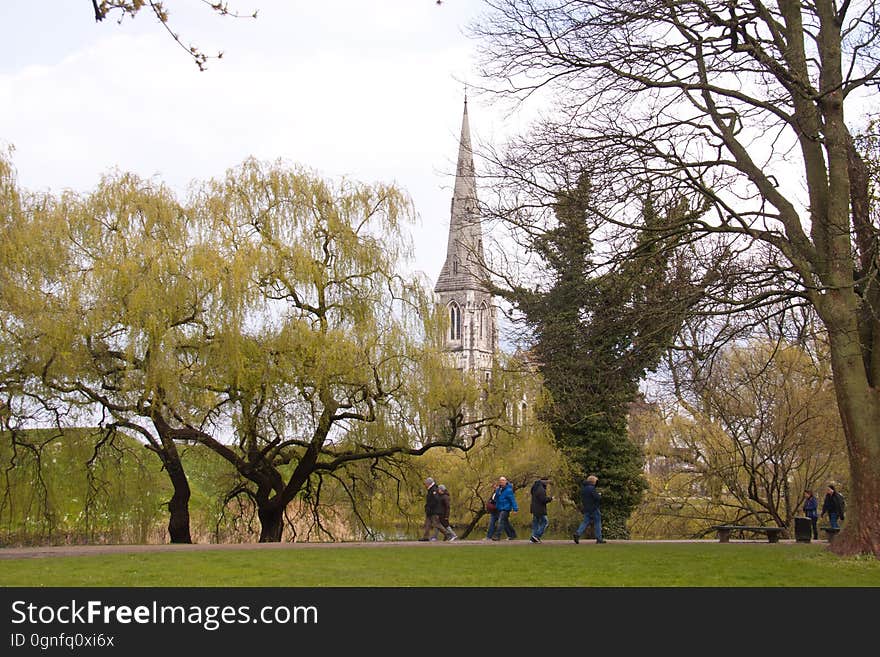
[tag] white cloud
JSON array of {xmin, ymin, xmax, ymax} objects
[{"xmin": 0, "ymin": 0, "xmax": 517, "ymax": 284}]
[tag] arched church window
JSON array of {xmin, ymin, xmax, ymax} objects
[
  {"xmin": 479, "ymin": 302, "xmax": 488, "ymax": 340},
  {"xmin": 452, "ymin": 256, "xmax": 460, "ymax": 275},
  {"xmin": 449, "ymin": 302, "xmax": 461, "ymax": 340}
]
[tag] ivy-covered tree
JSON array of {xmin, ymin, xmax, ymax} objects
[{"xmin": 496, "ymin": 174, "xmax": 703, "ymax": 536}]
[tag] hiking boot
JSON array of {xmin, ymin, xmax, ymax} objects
[
  {"xmin": 529, "ymin": 536, "xmax": 539, "ymax": 543},
  {"xmin": 448, "ymin": 535, "xmax": 458, "ymax": 542},
  {"xmin": 573, "ymin": 533, "xmax": 580, "ymax": 544}
]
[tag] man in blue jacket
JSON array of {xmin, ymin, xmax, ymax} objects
[
  {"xmin": 573, "ymin": 475, "xmax": 606, "ymax": 544},
  {"xmin": 490, "ymin": 476, "xmax": 519, "ymax": 540}
]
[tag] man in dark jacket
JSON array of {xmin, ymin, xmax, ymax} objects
[
  {"xmin": 529, "ymin": 477, "xmax": 553, "ymax": 543},
  {"xmin": 821, "ymin": 484, "xmax": 845, "ymax": 530},
  {"xmin": 420, "ymin": 477, "xmax": 454, "ymax": 541},
  {"xmin": 573, "ymin": 475, "xmax": 606, "ymax": 544}
]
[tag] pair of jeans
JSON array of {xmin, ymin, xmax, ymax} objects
[
  {"xmin": 829, "ymin": 512, "xmax": 840, "ymax": 529},
  {"xmin": 486, "ymin": 511, "xmax": 500, "ymax": 539},
  {"xmin": 575, "ymin": 509, "xmax": 603, "ymax": 542},
  {"xmin": 809, "ymin": 516, "xmax": 818, "ymax": 539},
  {"xmin": 531, "ymin": 514, "xmax": 549, "ymax": 539},
  {"xmin": 492, "ymin": 509, "xmax": 516, "ymax": 539}
]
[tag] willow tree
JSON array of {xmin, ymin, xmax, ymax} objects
[
  {"xmin": 182, "ymin": 158, "xmax": 500, "ymax": 542},
  {"xmin": 473, "ymin": 0, "xmax": 880, "ymax": 556},
  {"xmin": 0, "ymin": 162, "xmax": 220, "ymax": 544}
]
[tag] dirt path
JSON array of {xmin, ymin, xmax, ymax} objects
[
  {"xmin": 0, "ymin": 538, "xmax": 579, "ymax": 559},
  {"xmin": 0, "ymin": 537, "xmax": 775, "ymax": 559},
  {"xmin": 0, "ymin": 539, "xmax": 457, "ymax": 559}
]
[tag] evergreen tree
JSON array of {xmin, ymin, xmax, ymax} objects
[{"xmin": 499, "ymin": 174, "xmax": 699, "ymax": 537}]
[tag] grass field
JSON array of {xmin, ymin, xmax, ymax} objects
[{"xmin": 2, "ymin": 541, "xmax": 879, "ymax": 587}]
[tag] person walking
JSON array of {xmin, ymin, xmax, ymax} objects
[
  {"xmin": 529, "ymin": 476, "xmax": 553, "ymax": 543},
  {"xmin": 803, "ymin": 490, "xmax": 819, "ymax": 540},
  {"xmin": 484, "ymin": 479, "xmax": 501, "ymax": 541},
  {"xmin": 573, "ymin": 474, "xmax": 606, "ymax": 544},
  {"xmin": 820, "ymin": 484, "xmax": 845, "ymax": 530},
  {"xmin": 436, "ymin": 484, "xmax": 457, "ymax": 541},
  {"xmin": 419, "ymin": 477, "xmax": 452, "ymax": 541},
  {"xmin": 490, "ymin": 476, "xmax": 518, "ymax": 540}
]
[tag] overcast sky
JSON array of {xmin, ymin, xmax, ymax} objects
[{"xmin": 1, "ymin": 0, "xmax": 525, "ymax": 286}]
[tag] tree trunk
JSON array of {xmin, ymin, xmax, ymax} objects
[
  {"xmin": 258, "ymin": 503, "xmax": 285, "ymax": 543},
  {"xmin": 164, "ymin": 452, "xmax": 193, "ymax": 544},
  {"xmin": 826, "ymin": 315, "xmax": 880, "ymax": 557},
  {"xmin": 166, "ymin": 477, "xmax": 192, "ymax": 544}
]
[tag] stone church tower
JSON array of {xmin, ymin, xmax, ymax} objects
[{"xmin": 434, "ymin": 98, "xmax": 497, "ymax": 376}]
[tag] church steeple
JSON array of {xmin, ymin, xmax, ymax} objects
[
  {"xmin": 452, "ymin": 95, "xmax": 477, "ymax": 215},
  {"xmin": 435, "ymin": 97, "xmax": 487, "ymax": 294},
  {"xmin": 434, "ymin": 97, "xmax": 496, "ymax": 373}
]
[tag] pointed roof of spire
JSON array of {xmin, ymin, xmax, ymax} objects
[
  {"xmin": 434, "ymin": 96, "xmax": 487, "ymax": 294},
  {"xmin": 453, "ymin": 96, "xmax": 476, "ymax": 203}
]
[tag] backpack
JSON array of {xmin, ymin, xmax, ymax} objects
[{"xmin": 836, "ymin": 492, "xmax": 846, "ymax": 518}]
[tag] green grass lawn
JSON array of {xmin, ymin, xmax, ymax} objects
[{"xmin": 2, "ymin": 541, "xmax": 879, "ymax": 587}]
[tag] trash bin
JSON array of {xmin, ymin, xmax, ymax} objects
[{"xmin": 794, "ymin": 517, "xmax": 812, "ymax": 543}]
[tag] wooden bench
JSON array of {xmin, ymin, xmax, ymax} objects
[
  {"xmin": 820, "ymin": 526, "xmax": 840, "ymax": 542},
  {"xmin": 711, "ymin": 525, "xmax": 787, "ymax": 543}
]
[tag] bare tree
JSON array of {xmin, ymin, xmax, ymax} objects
[
  {"xmin": 632, "ymin": 333, "xmax": 848, "ymax": 538},
  {"xmin": 471, "ymin": 0, "xmax": 880, "ymax": 556}
]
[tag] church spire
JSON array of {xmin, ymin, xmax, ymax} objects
[
  {"xmin": 435, "ymin": 97, "xmax": 486, "ymax": 294},
  {"xmin": 452, "ymin": 95, "xmax": 477, "ymax": 208}
]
